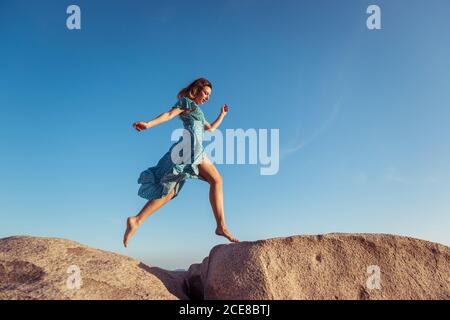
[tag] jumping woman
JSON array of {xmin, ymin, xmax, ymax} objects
[{"xmin": 123, "ymin": 78, "xmax": 240, "ymax": 247}]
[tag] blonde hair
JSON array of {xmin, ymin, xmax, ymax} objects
[{"xmin": 177, "ymin": 78, "xmax": 212, "ymax": 100}]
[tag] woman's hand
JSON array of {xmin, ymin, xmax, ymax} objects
[
  {"xmin": 220, "ymin": 104, "xmax": 229, "ymax": 116},
  {"xmin": 132, "ymin": 121, "xmax": 150, "ymax": 132}
]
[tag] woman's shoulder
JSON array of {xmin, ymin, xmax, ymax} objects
[
  {"xmin": 180, "ymin": 96, "xmax": 198, "ymax": 106},
  {"xmin": 173, "ymin": 96, "xmax": 198, "ymax": 110}
]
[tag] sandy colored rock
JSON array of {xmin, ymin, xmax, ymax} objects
[
  {"xmin": 0, "ymin": 236, "xmax": 187, "ymax": 300},
  {"xmin": 2, "ymin": 234, "xmax": 450, "ymax": 300},
  {"xmin": 196, "ymin": 233, "xmax": 450, "ymax": 299}
]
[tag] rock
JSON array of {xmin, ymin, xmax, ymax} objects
[
  {"xmin": 2, "ymin": 234, "xmax": 449, "ymax": 300},
  {"xmin": 194, "ymin": 233, "xmax": 450, "ymax": 300},
  {"xmin": 184, "ymin": 256, "xmax": 209, "ymax": 300},
  {"xmin": 0, "ymin": 236, "xmax": 187, "ymax": 300}
]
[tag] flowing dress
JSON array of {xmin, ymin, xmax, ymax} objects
[{"xmin": 137, "ymin": 97, "xmax": 208, "ymax": 200}]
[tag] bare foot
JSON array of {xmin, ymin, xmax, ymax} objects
[
  {"xmin": 123, "ymin": 216, "xmax": 139, "ymax": 248},
  {"xmin": 215, "ymin": 225, "xmax": 240, "ymax": 243}
]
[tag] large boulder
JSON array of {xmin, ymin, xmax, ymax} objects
[
  {"xmin": 188, "ymin": 233, "xmax": 450, "ymax": 300},
  {"xmin": 0, "ymin": 236, "xmax": 187, "ymax": 300},
  {"xmin": 2, "ymin": 234, "xmax": 449, "ymax": 300}
]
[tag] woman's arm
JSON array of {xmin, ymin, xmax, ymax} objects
[
  {"xmin": 133, "ymin": 107, "xmax": 184, "ymax": 131},
  {"xmin": 205, "ymin": 105, "xmax": 228, "ymax": 132}
]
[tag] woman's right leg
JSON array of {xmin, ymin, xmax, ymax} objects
[{"xmin": 123, "ymin": 188, "xmax": 176, "ymax": 247}]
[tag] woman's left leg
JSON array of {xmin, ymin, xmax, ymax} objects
[{"xmin": 198, "ymin": 155, "xmax": 239, "ymax": 243}]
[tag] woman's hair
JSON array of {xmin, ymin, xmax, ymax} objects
[{"xmin": 177, "ymin": 78, "xmax": 212, "ymax": 100}]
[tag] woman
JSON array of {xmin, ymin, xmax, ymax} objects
[{"xmin": 123, "ymin": 78, "xmax": 239, "ymax": 247}]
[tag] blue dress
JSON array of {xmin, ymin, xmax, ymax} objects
[{"xmin": 137, "ymin": 97, "xmax": 208, "ymax": 201}]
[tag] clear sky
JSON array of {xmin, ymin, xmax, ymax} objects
[{"xmin": 1, "ymin": 0, "xmax": 449, "ymax": 270}]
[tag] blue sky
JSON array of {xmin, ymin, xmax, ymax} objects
[{"xmin": 1, "ymin": 0, "xmax": 449, "ymax": 270}]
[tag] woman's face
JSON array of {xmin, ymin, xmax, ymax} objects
[{"xmin": 194, "ymin": 86, "xmax": 211, "ymax": 106}]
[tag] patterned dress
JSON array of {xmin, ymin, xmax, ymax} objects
[{"xmin": 137, "ymin": 97, "xmax": 208, "ymax": 201}]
